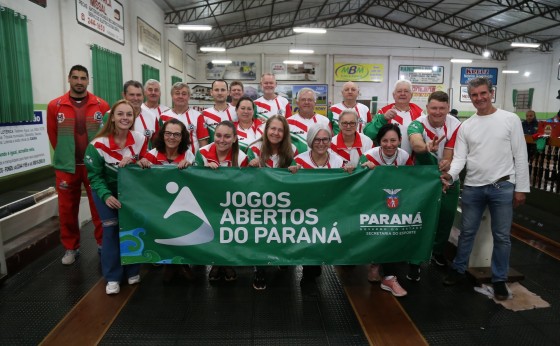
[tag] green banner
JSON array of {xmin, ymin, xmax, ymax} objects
[{"xmin": 118, "ymin": 166, "xmax": 442, "ymax": 265}]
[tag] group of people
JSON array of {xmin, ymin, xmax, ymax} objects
[{"xmin": 47, "ymin": 65, "xmax": 529, "ymax": 301}]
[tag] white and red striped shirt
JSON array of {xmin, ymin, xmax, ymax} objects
[
  {"xmin": 407, "ymin": 114, "xmax": 461, "ymax": 160},
  {"xmin": 235, "ymin": 119, "xmax": 264, "ymax": 152},
  {"xmin": 361, "ymin": 147, "xmax": 413, "ymax": 167},
  {"xmin": 133, "ymin": 111, "xmax": 159, "ymax": 141},
  {"xmin": 254, "ymin": 95, "xmax": 292, "ymax": 121},
  {"xmin": 330, "ymin": 102, "xmax": 372, "ymax": 133},
  {"xmin": 294, "ymin": 150, "xmax": 345, "ymax": 169},
  {"xmin": 195, "ymin": 143, "xmax": 248, "ymax": 167},
  {"xmin": 142, "ymin": 148, "xmax": 195, "ymax": 165},
  {"xmin": 376, "ymin": 102, "xmax": 424, "ymax": 154},
  {"xmin": 160, "ymin": 108, "xmax": 208, "ymax": 155},
  {"xmin": 247, "ymin": 141, "xmax": 297, "ymax": 168},
  {"xmin": 287, "ymin": 113, "xmax": 331, "ymax": 154},
  {"xmin": 198, "ymin": 105, "xmax": 238, "ymax": 142},
  {"xmin": 330, "ymin": 132, "xmax": 373, "ymax": 166}
]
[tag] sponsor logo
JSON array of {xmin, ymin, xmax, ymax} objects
[
  {"xmin": 94, "ymin": 111, "xmax": 103, "ymax": 123},
  {"xmin": 57, "ymin": 113, "xmax": 65, "ymax": 123}
]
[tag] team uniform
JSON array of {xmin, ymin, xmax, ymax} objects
[
  {"xmin": 407, "ymin": 114, "xmax": 461, "ymax": 263},
  {"xmin": 254, "ymin": 95, "xmax": 292, "ymax": 122},
  {"xmin": 407, "ymin": 114, "xmax": 461, "ymax": 164},
  {"xmin": 246, "ymin": 141, "xmax": 297, "ymax": 168},
  {"xmin": 194, "ymin": 143, "xmax": 248, "ymax": 167},
  {"xmin": 142, "ymin": 148, "xmax": 195, "ymax": 165},
  {"xmin": 84, "ymin": 131, "xmax": 147, "ymax": 284},
  {"xmin": 293, "ymin": 150, "xmax": 345, "ymax": 169},
  {"xmin": 198, "ymin": 105, "xmax": 237, "ymax": 143},
  {"xmin": 46, "ymin": 91, "xmax": 109, "ymax": 250},
  {"xmin": 328, "ymin": 102, "xmax": 372, "ymax": 134},
  {"xmin": 359, "ymin": 147, "xmax": 413, "ymax": 167},
  {"xmin": 330, "ymin": 132, "xmax": 374, "ymax": 166},
  {"xmin": 141, "ymin": 103, "xmax": 169, "ymax": 121},
  {"xmin": 287, "ymin": 113, "xmax": 331, "ymax": 154},
  {"xmin": 235, "ymin": 119, "xmax": 264, "ymax": 153},
  {"xmin": 363, "ymin": 103, "xmax": 424, "ymax": 154},
  {"xmin": 160, "ymin": 108, "xmax": 208, "ymax": 156}
]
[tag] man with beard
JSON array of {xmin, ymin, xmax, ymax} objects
[{"xmin": 47, "ymin": 65, "xmax": 109, "ymax": 265}]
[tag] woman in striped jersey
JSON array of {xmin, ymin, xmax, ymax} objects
[
  {"xmin": 359, "ymin": 123, "xmax": 412, "ymax": 297},
  {"xmin": 234, "ymin": 97, "xmax": 264, "ymax": 153},
  {"xmin": 136, "ymin": 118, "xmax": 196, "ymax": 283},
  {"xmin": 195, "ymin": 121, "xmax": 247, "ymax": 282},
  {"xmin": 85, "ymin": 100, "xmax": 148, "ymax": 295},
  {"xmin": 246, "ymin": 115, "xmax": 295, "ymax": 290},
  {"xmin": 330, "ymin": 109, "xmax": 373, "ymax": 168}
]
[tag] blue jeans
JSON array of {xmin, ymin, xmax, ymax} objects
[
  {"xmin": 92, "ymin": 192, "xmax": 140, "ymax": 282},
  {"xmin": 451, "ymin": 181, "xmax": 514, "ymax": 282}
]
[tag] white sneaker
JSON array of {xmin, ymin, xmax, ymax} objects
[
  {"xmin": 381, "ymin": 276, "xmax": 407, "ymax": 297},
  {"xmin": 127, "ymin": 275, "xmax": 141, "ymax": 285},
  {"xmin": 61, "ymin": 250, "xmax": 78, "ymax": 265},
  {"xmin": 106, "ymin": 281, "xmax": 120, "ymax": 295}
]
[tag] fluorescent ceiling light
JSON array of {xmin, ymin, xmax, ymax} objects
[
  {"xmin": 511, "ymin": 42, "xmax": 540, "ymax": 48},
  {"xmin": 482, "ymin": 50, "xmax": 491, "ymax": 58},
  {"xmin": 413, "ymin": 69, "xmax": 432, "ymax": 73},
  {"xmin": 212, "ymin": 59, "xmax": 232, "ymax": 64},
  {"xmin": 289, "ymin": 49, "xmax": 314, "ymax": 54},
  {"xmin": 524, "ymin": 71, "xmax": 531, "ymax": 77},
  {"xmin": 432, "ymin": 66, "xmax": 438, "ymax": 71},
  {"xmin": 200, "ymin": 47, "xmax": 225, "ymax": 52},
  {"xmin": 502, "ymin": 70, "xmax": 519, "ymax": 74},
  {"xmin": 450, "ymin": 59, "xmax": 472, "ymax": 63},
  {"xmin": 283, "ymin": 60, "xmax": 303, "ymax": 65},
  {"xmin": 178, "ymin": 24, "xmax": 212, "ymax": 31},
  {"xmin": 293, "ymin": 27, "xmax": 326, "ymax": 34}
]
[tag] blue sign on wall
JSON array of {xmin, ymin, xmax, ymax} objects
[{"xmin": 460, "ymin": 67, "xmax": 498, "ymax": 85}]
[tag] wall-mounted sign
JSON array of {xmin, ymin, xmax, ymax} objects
[
  {"xmin": 0, "ymin": 111, "xmax": 51, "ymax": 178},
  {"xmin": 206, "ymin": 60, "xmax": 257, "ymax": 80},
  {"xmin": 399, "ymin": 65, "xmax": 444, "ymax": 84},
  {"xmin": 76, "ymin": 0, "xmax": 124, "ymax": 45},
  {"xmin": 168, "ymin": 41, "xmax": 183, "ymax": 72},
  {"xmin": 411, "ymin": 84, "xmax": 445, "ymax": 105},
  {"xmin": 460, "ymin": 67, "xmax": 498, "ymax": 85},
  {"xmin": 137, "ymin": 17, "xmax": 161, "ymax": 62},
  {"xmin": 334, "ymin": 63, "xmax": 384, "ymax": 82},
  {"xmin": 272, "ymin": 62, "xmax": 317, "ymax": 81}
]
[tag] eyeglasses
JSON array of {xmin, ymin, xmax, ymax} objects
[
  {"xmin": 340, "ymin": 121, "xmax": 357, "ymax": 128},
  {"xmin": 313, "ymin": 137, "xmax": 331, "ymax": 144},
  {"xmin": 164, "ymin": 131, "xmax": 182, "ymax": 138}
]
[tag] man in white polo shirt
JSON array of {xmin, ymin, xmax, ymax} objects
[
  {"xmin": 254, "ymin": 73, "xmax": 292, "ymax": 121},
  {"xmin": 288, "ymin": 88, "xmax": 330, "ymax": 153},
  {"xmin": 198, "ymin": 79, "xmax": 237, "ymax": 143}
]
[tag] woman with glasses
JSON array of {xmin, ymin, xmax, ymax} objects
[
  {"xmin": 289, "ymin": 123, "xmax": 353, "ymax": 282},
  {"xmin": 85, "ymin": 100, "xmax": 148, "ymax": 295},
  {"xmin": 235, "ymin": 96, "xmax": 264, "ymax": 153},
  {"xmin": 136, "ymin": 118, "xmax": 196, "ymax": 283},
  {"xmin": 359, "ymin": 123, "xmax": 412, "ymax": 298},
  {"xmin": 195, "ymin": 120, "xmax": 248, "ymax": 282},
  {"xmin": 330, "ymin": 109, "xmax": 373, "ymax": 168}
]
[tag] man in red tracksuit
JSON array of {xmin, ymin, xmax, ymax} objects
[{"xmin": 47, "ymin": 65, "xmax": 110, "ymax": 265}]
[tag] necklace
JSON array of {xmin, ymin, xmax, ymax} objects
[
  {"xmin": 238, "ymin": 122, "xmax": 253, "ymax": 131},
  {"xmin": 379, "ymin": 147, "xmax": 398, "ymax": 166},
  {"xmin": 310, "ymin": 151, "xmax": 329, "ymax": 168}
]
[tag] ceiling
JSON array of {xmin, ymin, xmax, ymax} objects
[{"xmin": 153, "ymin": 0, "xmax": 560, "ymax": 61}]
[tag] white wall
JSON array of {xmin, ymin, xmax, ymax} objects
[{"xmin": 1, "ymin": 0, "xmax": 188, "ymax": 107}]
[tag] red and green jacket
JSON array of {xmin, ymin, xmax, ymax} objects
[{"xmin": 47, "ymin": 92, "xmax": 110, "ymax": 173}]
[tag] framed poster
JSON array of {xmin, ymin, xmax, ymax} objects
[
  {"xmin": 399, "ymin": 65, "xmax": 444, "ymax": 84},
  {"xmin": 460, "ymin": 67, "xmax": 498, "ymax": 85},
  {"xmin": 168, "ymin": 40, "xmax": 183, "ymax": 72},
  {"xmin": 76, "ymin": 0, "xmax": 124, "ymax": 45},
  {"xmin": 271, "ymin": 62, "xmax": 317, "ymax": 81},
  {"xmin": 137, "ymin": 17, "xmax": 161, "ymax": 62},
  {"xmin": 206, "ymin": 60, "xmax": 257, "ymax": 80}
]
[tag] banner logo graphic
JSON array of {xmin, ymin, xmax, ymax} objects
[{"xmin": 384, "ymin": 189, "xmax": 401, "ymax": 209}]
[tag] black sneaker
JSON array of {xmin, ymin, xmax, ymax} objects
[
  {"xmin": 443, "ymin": 268, "xmax": 465, "ymax": 286},
  {"xmin": 223, "ymin": 266, "xmax": 237, "ymax": 281},
  {"xmin": 208, "ymin": 266, "xmax": 223, "ymax": 281},
  {"xmin": 493, "ymin": 281, "xmax": 509, "ymax": 300},
  {"xmin": 406, "ymin": 264, "xmax": 421, "ymax": 282},
  {"xmin": 253, "ymin": 269, "xmax": 267, "ymax": 290},
  {"xmin": 431, "ymin": 253, "xmax": 447, "ymax": 267}
]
